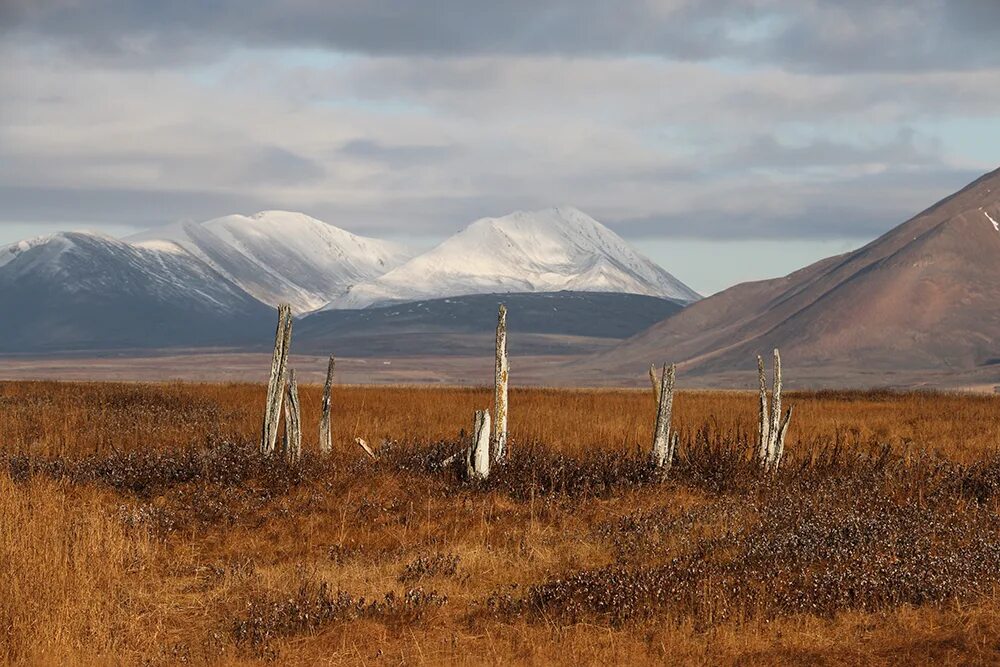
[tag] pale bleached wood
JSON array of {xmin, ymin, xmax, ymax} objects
[
  {"xmin": 440, "ymin": 451, "xmax": 460, "ymax": 468},
  {"xmin": 651, "ymin": 363, "xmax": 676, "ymax": 469},
  {"xmin": 768, "ymin": 348, "xmax": 783, "ymax": 465},
  {"xmin": 756, "ymin": 349, "xmax": 791, "ymax": 471},
  {"xmin": 260, "ymin": 304, "xmax": 292, "ymax": 456},
  {"xmin": 774, "ymin": 406, "xmax": 793, "ymax": 469},
  {"xmin": 319, "ymin": 355, "xmax": 335, "ymax": 455},
  {"xmin": 649, "ymin": 364, "xmax": 661, "ymax": 406},
  {"xmin": 757, "ymin": 355, "xmax": 770, "ymax": 466},
  {"xmin": 493, "ymin": 304, "xmax": 509, "ymax": 462},
  {"xmin": 283, "ymin": 369, "xmax": 302, "ymax": 462},
  {"xmin": 355, "ymin": 437, "xmax": 378, "ymax": 461},
  {"xmin": 467, "ymin": 409, "xmax": 491, "ymax": 480}
]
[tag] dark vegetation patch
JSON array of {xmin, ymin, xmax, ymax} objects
[
  {"xmin": 232, "ymin": 581, "xmax": 447, "ymax": 655},
  {"xmin": 487, "ymin": 449, "xmax": 1000, "ymax": 627},
  {"xmin": 399, "ymin": 553, "xmax": 461, "ymax": 584}
]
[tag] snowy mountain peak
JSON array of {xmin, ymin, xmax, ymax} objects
[
  {"xmin": 325, "ymin": 207, "xmax": 701, "ymax": 309},
  {"xmin": 129, "ymin": 211, "xmax": 414, "ymax": 312}
]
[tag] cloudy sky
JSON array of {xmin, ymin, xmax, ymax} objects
[{"xmin": 1, "ymin": 1, "xmax": 998, "ymax": 294}]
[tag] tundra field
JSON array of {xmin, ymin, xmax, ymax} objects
[{"xmin": 5, "ymin": 382, "xmax": 1000, "ymax": 665}]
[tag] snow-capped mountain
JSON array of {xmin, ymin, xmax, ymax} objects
[
  {"xmin": 0, "ymin": 231, "xmax": 272, "ymax": 351},
  {"xmin": 324, "ymin": 207, "xmax": 700, "ymax": 309},
  {"xmin": 129, "ymin": 210, "xmax": 413, "ymax": 313}
]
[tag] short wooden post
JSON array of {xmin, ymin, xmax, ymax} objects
[
  {"xmin": 467, "ymin": 409, "xmax": 491, "ymax": 480},
  {"xmin": 651, "ymin": 363, "xmax": 677, "ymax": 469},
  {"xmin": 283, "ymin": 369, "xmax": 302, "ymax": 462},
  {"xmin": 261, "ymin": 304, "xmax": 292, "ymax": 456},
  {"xmin": 355, "ymin": 437, "xmax": 378, "ymax": 461},
  {"xmin": 319, "ymin": 355, "xmax": 335, "ymax": 455},
  {"xmin": 493, "ymin": 304, "xmax": 509, "ymax": 462}
]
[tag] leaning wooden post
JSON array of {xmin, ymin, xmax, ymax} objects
[
  {"xmin": 649, "ymin": 364, "xmax": 662, "ymax": 406},
  {"xmin": 355, "ymin": 437, "xmax": 379, "ymax": 461},
  {"xmin": 260, "ymin": 304, "xmax": 292, "ymax": 456},
  {"xmin": 283, "ymin": 369, "xmax": 302, "ymax": 462},
  {"xmin": 493, "ymin": 304, "xmax": 509, "ymax": 463},
  {"xmin": 319, "ymin": 355, "xmax": 335, "ymax": 455},
  {"xmin": 467, "ymin": 409, "xmax": 492, "ymax": 480},
  {"xmin": 651, "ymin": 363, "xmax": 676, "ymax": 470}
]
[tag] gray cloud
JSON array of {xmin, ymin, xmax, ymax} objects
[
  {"xmin": 240, "ymin": 146, "xmax": 325, "ymax": 185},
  {"xmin": 3, "ymin": 1, "xmax": 999, "ymax": 72},
  {"xmin": 611, "ymin": 167, "xmax": 984, "ymax": 240},
  {"xmin": 339, "ymin": 139, "xmax": 457, "ymax": 166},
  {"xmin": 0, "ymin": 0, "xmax": 997, "ymax": 278},
  {"xmin": 0, "ymin": 185, "xmax": 275, "ymax": 228}
]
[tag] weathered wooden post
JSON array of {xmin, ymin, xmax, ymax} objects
[
  {"xmin": 319, "ymin": 355, "xmax": 335, "ymax": 455},
  {"xmin": 355, "ymin": 437, "xmax": 379, "ymax": 461},
  {"xmin": 757, "ymin": 349, "xmax": 792, "ymax": 471},
  {"xmin": 283, "ymin": 369, "xmax": 302, "ymax": 462},
  {"xmin": 649, "ymin": 364, "xmax": 662, "ymax": 406},
  {"xmin": 493, "ymin": 304, "xmax": 509, "ymax": 462},
  {"xmin": 651, "ymin": 363, "xmax": 677, "ymax": 470},
  {"xmin": 466, "ymin": 409, "xmax": 492, "ymax": 480},
  {"xmin": 260, "ymin": 304, "xmax": 292, "ymax": 456}
]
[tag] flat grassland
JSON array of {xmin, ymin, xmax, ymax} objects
[{"xmin": 3, "ymin": 381, "xmax": 1000, "ymax": 665}]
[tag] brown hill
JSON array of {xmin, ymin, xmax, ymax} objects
[{"xmin": 581, "ymin": 167, "xmax": 1000, "ymax": 388}]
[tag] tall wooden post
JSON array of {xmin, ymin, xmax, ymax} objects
[
  {"xmin": 319, "ymin": 355, "xmax": 335, "ymax": 455},
  {"xmin": 283, "ymin": 369, "xmax": 302, "ymax": 462},
  {"xmin": 261, "ymin": 304, "xmax": 292, "ymax": 456},
  {"xmin": 493, "ymin": 304, "xmax": 509, "ymax": 462}
]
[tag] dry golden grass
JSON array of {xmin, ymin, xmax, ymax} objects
[{"xmin": 2, "ymin": 380, "xmax": 1000, "ymax": 665}]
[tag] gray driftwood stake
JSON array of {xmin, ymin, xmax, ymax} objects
[
  {"xmin": 493, "ymin": 304, "xmax": 509, "ymax": 462},
  {"xmin": 319, "ymin": 355, "xmax": 335, "ymax": 455},
  {"xmin": 467, "ymin": 409, "xmax": 492, "ymax": 480},
  {"xmin": 769, "ymin": 349, "xmax": 782, "ymax": 456},
  {"xmin": 651, "ymin": 363, "xmax": 677, "ymax": 469},
  {"xmin": 283, "ymin": 369, "xmax": 302, "ymax": 462},
  {"xmin": 756, "ymin": 355, "xmax": 770, "ymax": 466},
  {"xmin": 260, "ymin": 304, "xmax": 292, "ymax": 456},
  {"xmin": 355, "ymin": 437, "xmax": 378, "ymax": 461},
  {"xmin": 649, "ymin": 364, "xmax": 662, "ymax": 406},
  {"xmin": 757, "ymin": 349, "xmax": 792, "ymax": 471}
]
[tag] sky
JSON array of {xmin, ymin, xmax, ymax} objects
[{"xmin": 1, "ymin": 1, "xmax": 998, "ymax": 295}]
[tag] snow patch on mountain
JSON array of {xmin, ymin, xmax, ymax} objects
[
  {"xmin": 129, "ymin": 211, "xmax": 413, "ymax": 312},
  {"xmin": 983, "ymin": 209, "xmax": 999, "ymax": 232},
  {"xmin": 325, "ymin": 207, "xmax": 700, "ymax": 309}
]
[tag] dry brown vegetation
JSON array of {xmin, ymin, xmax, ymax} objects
[{"xmin": 3, "ymin": 380, "xmax": 1000, "ymax": 665}]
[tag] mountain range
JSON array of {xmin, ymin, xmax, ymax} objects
[
  {"xmin": 3, "ymin": 167, "xmax": 1000, "ymax": 388},
  {"xmin": 0, "ymin": 207, "xmax": 695, "ymax": 354}
]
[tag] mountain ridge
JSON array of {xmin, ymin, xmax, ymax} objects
[
  {"xmin": 582, "ymin": 166, "xmax": 1000, "ymax": 384},
  {"xmin": 324, "ymin": 206, "xmax": 700, "ymax": 309},
  {"xmin": 129, "ymin": 210, "xmax": 414, "ymax": 312},
  {"xmin": 0, "ymin": 231, "xmax": 273, "ymax": 351}
]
